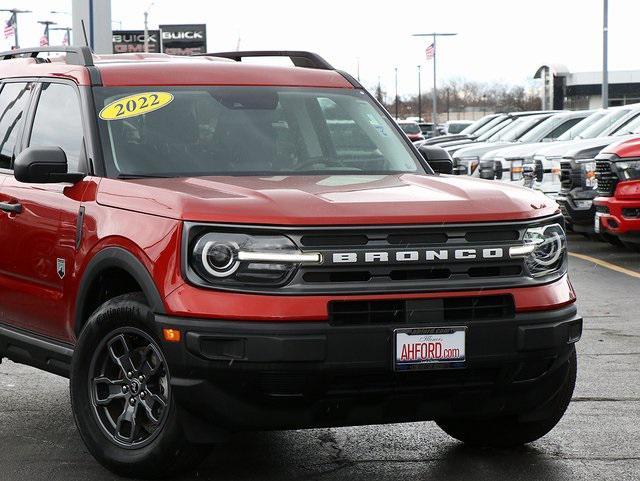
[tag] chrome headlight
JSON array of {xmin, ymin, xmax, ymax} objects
[
  {"xmin": 510, "ymin": 159, "xmax": 524, "ymax": 181},
  {"xmin": 522, "ymin": 159, "xmax": 537, "ymax": 188},
  {"xmin": 579, "ymin": 160, "xmax": 597, "ymax": 188},
  {"xmin": 613, "ymin": 159, "xmax": 640, "ymax": 180},
  {"xmin": 189, "ymin": 232, "xmax": 321, "ymax": 288},
  {"xmin": 511, "ymin": 223, "xmax": 567, "ymax": 278}
]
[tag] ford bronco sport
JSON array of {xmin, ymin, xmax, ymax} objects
[{"xmin": 0, "ymin": 47, "xmax": 581, "ymax": 478}]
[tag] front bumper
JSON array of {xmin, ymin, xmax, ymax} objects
[
  {"xmin": 556, "ymin": 189, "xmax": 597, "ymax": 232},
  {"xmin": 594, "ymin": 195, "xmax": 640, "ymax": 238},
  {"xmin": 155, "ymin": 303, "xmax": 581, "ymax": 432}
]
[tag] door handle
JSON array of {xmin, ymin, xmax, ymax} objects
[{"xmin": 0, "ymin": 201, "xmax": 22, "ymax": 214}]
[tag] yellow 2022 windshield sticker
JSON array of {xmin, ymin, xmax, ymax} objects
[{"xmin": 99, "ymin": 92, "xmax": 174, "ymax": 120}]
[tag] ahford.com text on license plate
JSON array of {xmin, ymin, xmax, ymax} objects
[{"xmin": 394, "ymin": 327, "xmax": 466, "ymax": 371}]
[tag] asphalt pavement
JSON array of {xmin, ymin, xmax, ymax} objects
[{"xmin": 0, "ymin": 234, "xmax": 638, "ymax": 481}]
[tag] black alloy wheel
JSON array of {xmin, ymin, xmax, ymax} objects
[{"xmin": 89, "ymin": 327, "xmax": 170, "ymax": 448}]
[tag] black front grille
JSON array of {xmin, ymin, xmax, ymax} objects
[
  {"xmin": 282, "ymin": 218, "xmax": 565, "ymax": 294},
  {"xmin": 534, "ymin": 159, "xmax": 544, "ymax": 182},
  {"xmin": 596, "ymin": 160, "xmax": 618, "ymax": 196},
  {"xmin": 559, "ymin": 161, "xmax": 572, "ymax": 189},
  {"xmin": 329, "ymin": 294, "xmax": 515, "ymax": 326}
]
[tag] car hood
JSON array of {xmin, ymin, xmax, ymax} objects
[
  {"xmin": 533, "ymin": 136, "xmax": 629, "ymax": 158},
  {"xmin": 452, "ymin": 141, "xmax": 515, "ymax": 159},
  {"xmin": 563, "ymin": 134, "xmax": 637, "ymax": 159},
  {"xmin": 483, "ymin": 141, "xmax": 563, "ymax": 160},
  {"xmin": 96, "ymin": 174, "xmax": 557, "ymax": 225}
]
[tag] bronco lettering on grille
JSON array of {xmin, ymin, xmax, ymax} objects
[{"xmin": 329, "ymin": 248, "xmax": 505, "ymax": 265}]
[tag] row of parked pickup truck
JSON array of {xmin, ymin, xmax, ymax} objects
[{"xmin": 415, "ymin": 108, "xmax": 640, "ymax": 250}]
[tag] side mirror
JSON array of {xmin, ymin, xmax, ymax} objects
[
  {"xmin": 418, "ymin": 145, "xmax": 453, "ymax": 175},
  {"xmin": 14, "ymin": 147, "xmax": 84, "ymax": 184}
]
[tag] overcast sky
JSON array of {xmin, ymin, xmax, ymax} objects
[{"xmin": 1, "ymin": 0, "xmax": 638, "ymax": 97}]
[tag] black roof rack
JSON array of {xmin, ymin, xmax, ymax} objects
[
  {"xmin": 199, "ymin": 50, "xmax": 334, "ymax": 70},
  {"xmin": 0, "ymin": 46, "xmax": 94, "ymax": 67}
]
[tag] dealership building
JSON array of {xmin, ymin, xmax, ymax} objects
[{"xmin": 535, "ymin": 64, "xmax": 640, "ymax": 110}]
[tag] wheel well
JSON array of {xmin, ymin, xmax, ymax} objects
[{"xmin": 77, "ymin": 267, "xmax": 147, "ymax": 335}]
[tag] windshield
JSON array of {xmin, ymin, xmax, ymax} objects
[
  {"xmin": 518, "ymin": 113, "xmax": 584, "ymax": 143},
  {"xmin": 447, "ymin": 122, "xmax": 470, "ymax": 134},
  {"xmin": 576, "ymin": 109, "xmax": 632, "ymax": 139},
  {"xmin": 399, "ymin": 122, "xmax": 421, "ymax": 134},
  {"xmin": 474, "ymin": 115, "xmax": 508, "ymax": 139},
  {"xmin": 611, "ymin": 111, "xmax": 640, "ymax": 136},
  {"xmin": 419, "ymin": 123, "xmax": 433, "ymax": 133},
  {"xmin": 94, "ymin": 87, "xmax": 424, "ymax": 178},
  {"xmin": 477, "ymin": 118, "xmax": 512, "ymax": 141},
  {"xmin": 558, "ymin": 111, "xmax": 605, "ymax": 140},
  {"xmin": 490, "ymin": 115, "xmax": 547, "ymax": 142},
  {"xmin": 459, "ymin": 114, "xmax": 497, "ymax": 135}
]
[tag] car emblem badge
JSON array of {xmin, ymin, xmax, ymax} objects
[{"xmin": 56, "ymin": 258, "xmax": 66, "ymax": 279}]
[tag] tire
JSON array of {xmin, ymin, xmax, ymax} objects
[
  {"xmin": 436, "ymin": 348, "xmax": 577, "ymax": 447},
  {"xmin": 70, "ymin": 293, "xmax": 210, "ymax": 479}
]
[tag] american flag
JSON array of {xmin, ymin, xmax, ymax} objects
[
  {"xmin": 39, "ymin": 34, "xmax": 48, "ymax": 46},
  {"xmin": 4, "ymin": 14, "xmax": 15, "ymax": 39},
  {"xmin": 62, "ymin": 31, "xmax": 69, "ymax": 46},
  {"xmin": 425, "ymin": 43, "xmax": 435, "ymax": 60}
]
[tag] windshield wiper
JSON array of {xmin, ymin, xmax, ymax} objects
[{"xmin": 117, "ymin": 173, "xmax": 175, "ymax": 179}]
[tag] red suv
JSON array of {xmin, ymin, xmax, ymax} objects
[
  {"xmin": 0, "ymin": 47, "xmax": 581, "ymax": 478},
  {"xmin": 594, "ymin": 137, "xmax": 640, "ymax": 250}
]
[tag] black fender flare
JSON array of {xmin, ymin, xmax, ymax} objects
[{"xmin": 74, "ymin": 247, "xmax": 165, "ymax": 336}]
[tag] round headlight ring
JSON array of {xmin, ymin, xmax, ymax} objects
[{"xmin": 201, "ymin": 241, "xmax": 240, "ymax": 277}]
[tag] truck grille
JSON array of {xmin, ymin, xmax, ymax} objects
[
  {"xmin": 534, "ymin": 159, "xmax": 544, "ymax": 182},
  {"xmin": 329, "ymin": 294, "xmax": 515, "ymax": 326},
  {"xmin": 596, "ymin": 160, "xmax": 618, "ymax": 196},
  {"xmin": 280, "ymin": 219, "xmax": 562, "ymax": 294},
  {"xmin": 559, "ymin": 161, "xmax": 572, "ymax": 189},
  {"xmin": 560, "ymin": 160, "xmax": 585, "ymax": 192}
]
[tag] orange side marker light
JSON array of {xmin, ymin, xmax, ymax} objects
[{"xmin": 163, "ymin": 328, "xmax": 181, "ymax": 343}]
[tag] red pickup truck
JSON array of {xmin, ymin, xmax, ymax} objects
[
  {"xmin": 595, "ymin": 138, "xmax": 640, "ymax": 250},
  {"xmin": 0, "ymin": 47, "xmax": 581, "ymax": 478}
]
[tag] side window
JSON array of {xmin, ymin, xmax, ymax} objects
[
  {"xmin": 0, "ymin": 82, "xmax": 32, "ymax": 169},
  {"xmin": 545, "ymin": 118, "xmax": 582, "ymax": 139},
  {"xmin": 29, "ymin": 83, "xmax": 85, "ymax": 172}
]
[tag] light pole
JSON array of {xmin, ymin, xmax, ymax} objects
[
  {"xmin": 417, "ymin": 65, "xmax": 422, "ymax": 121},
  {"xmin": 602, "ymin": 0, "xmax": 609, "ymax": 109},
  {"xmin": 394, "ymin": 67, "xmax": 399, "ymax": 120},
  {"xmin": 0, "ymin": 8, "xmax": 31, "ymax": 49},
  {"xmin": 144, "ymin": 2, "xmax": 154, "ymax": 53},
  {"xmin": 412, "ymin": 32, "xmax": 457, "ymax": 133}
]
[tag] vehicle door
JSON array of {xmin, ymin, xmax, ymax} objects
[
  {"xmin": 0, "ymin": 80, "xmax": 88, "ymax": 340},
  {"xmin": 0, "ymin": 81, "xmax": 36, "ymax": 328}
]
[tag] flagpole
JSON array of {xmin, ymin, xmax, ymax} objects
[
  {"xmin": 0, "ymin": 9, "xmax": 31, "ymax": 49},
  {"xmin": 38, "ymin": 20, "xmax": 56, "ymax": 46},
  {"xmin": 412, "ymin": 32, "xmax": 457, "ymax": 137}
]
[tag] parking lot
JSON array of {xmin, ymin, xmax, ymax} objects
[{"xmin": 0, "ymin": 234, "xmax": 636, "ymax": 481}]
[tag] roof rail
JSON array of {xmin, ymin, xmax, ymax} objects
[
  {"xmin": 0, "ymin": 46, "xmax": 94, "ymax": 67},
  {"xmin": 199, "ymin": 51, "xmax": 334, "ymax": 70}
]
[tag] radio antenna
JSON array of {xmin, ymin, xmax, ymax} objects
[{"xmin": 80, "ymin": 19, "xmax": 89, "ymax": 47}]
